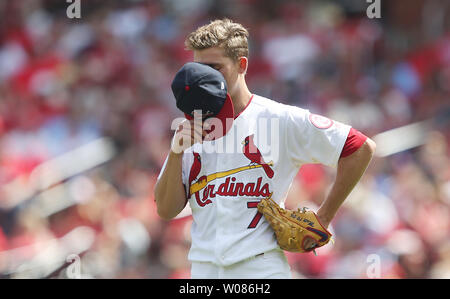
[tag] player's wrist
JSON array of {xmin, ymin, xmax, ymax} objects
[{"xmin": 316, "ymin": 209, "xmax": 332, "ymax": 229}]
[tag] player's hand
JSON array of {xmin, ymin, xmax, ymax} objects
[{"xmin": 171, "ymin": 118, "xmax": 208, "ymax": 154}]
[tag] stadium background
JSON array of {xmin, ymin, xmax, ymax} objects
[{"xmin": 0, "ymin": 0, "xmax": 449, "ymax": 278}]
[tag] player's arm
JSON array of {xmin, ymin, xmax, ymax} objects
[
  {"xmin": 316, "ymin": 132, "xmax": 376, "ymax": 228},
  {"xmin": 154, "ymin": 119, "xmax": 204, "ymax": 220}
]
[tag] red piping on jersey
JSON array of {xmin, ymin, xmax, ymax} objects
[
  {"xmin": 234, "ymin": 94, "xmax": 254, "ymax": 120},
  {"xmin": 340, "ymin": 127, "xmax": 367, "ymax": 158}
]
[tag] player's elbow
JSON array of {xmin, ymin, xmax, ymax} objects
[
  {"xmin": 154, "ymin": 185, "xmax": 172, "ymax": 220},
  {"xmin": 154, "ymin": 188, "xmax": 183, "ymax": 220},
  {"xmin": 155, "ymin": 194, "xmax": 176, "ymax": 221},
  {"xmin": 156, "ymin": 205, "xmax": 177, "ymax": 221},
  {"xmin": 154, "ymin": 175, "xmax": 187, "ymax": 220}
]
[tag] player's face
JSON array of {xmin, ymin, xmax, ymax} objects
[{"xmin": 193, "ymin": 47, "xmax": 241, "ymax": 96}]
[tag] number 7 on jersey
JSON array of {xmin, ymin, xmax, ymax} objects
[{"xmin": 247, "ymin": 201, "xmax": 263, "ymax": 228}]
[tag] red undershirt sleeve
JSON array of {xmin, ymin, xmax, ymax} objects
[{"xmin": 340, "ymin": 127, "xmax": 368, "ymax": 158}]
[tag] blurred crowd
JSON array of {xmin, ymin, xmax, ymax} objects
[{"xmin": 0, "ymin": 0, "xmax": 449, "ymax": 278}]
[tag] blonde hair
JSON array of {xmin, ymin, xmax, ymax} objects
[{"xmin": 185, "ymin": 18, "xmax": 249, "ymax": 61}]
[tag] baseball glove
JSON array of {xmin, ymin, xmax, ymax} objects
[{"xmin": 257, "ymin": 196, "xmax": 332, "ymax": 253}]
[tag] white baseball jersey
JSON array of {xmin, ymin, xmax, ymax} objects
[{"xmin": 159, "ymin": 94, "xmax": 351, "ymax": 267}]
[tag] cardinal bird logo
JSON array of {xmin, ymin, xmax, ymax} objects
[
  {"xmin": 188, "ymin": 152, "xmax": 207, "ymax": 198},
  {"xmin": 189, "ymin": 152, "xmax": 202, "ymax": 185},
  {"xmin": 242, "ymin": 134, "xmax": 274, "ymax": 178}
]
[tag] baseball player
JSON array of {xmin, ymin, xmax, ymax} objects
[{"xmin": 154, "ymin": 19, "xmax": 376, "ymax": 279}]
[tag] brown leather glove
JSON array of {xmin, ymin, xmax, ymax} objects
[{"xmin": 257, "ymin": 196, "xmax": 332, "ymax": 253}]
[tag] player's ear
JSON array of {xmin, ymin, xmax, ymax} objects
[{"xmin": 238, "ymin": 57, "xmax": 248, "ymax": 75}]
